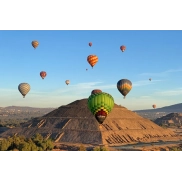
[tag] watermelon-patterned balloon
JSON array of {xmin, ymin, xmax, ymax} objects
[{"xmin": 88, "ymin": 91, "xmax": 114, "ymax": 124}]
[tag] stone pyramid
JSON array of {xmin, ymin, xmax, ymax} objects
[{"xmin": 0, "ymin": 99, "xmax": 180, "ymax": 146}]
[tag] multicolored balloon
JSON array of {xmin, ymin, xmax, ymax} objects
[
  {"xmin": 40, "ymin": 71, "xmax": 47, "ymax": 79},
  {"xmin": 120, "ymin": 45, "xmax": 126, "ymax": 52},
  {"xmin": 88, "ymin": 90, "xmax": 114, "ymax": 124},
  {"xmin": 87, "ymin": 55, "xmax": 98, "ymax": 68},
  {"xmin": 117, "ymin": 79, "xmax": 132, "ymax": 99},
  {"xmin": 18, "ymin": 83, "xmax": 30, "ymax": 98},
  {"xmin": 31, "ymin": 40, "xmax": 39, "ymax": 49}
]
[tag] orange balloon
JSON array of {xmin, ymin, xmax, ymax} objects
[
  {"xmin": 87, "ymin": 55, "xmax": 98, "ymax": 68},
  {"xmin": 32, "ymin": 40, "xmax": 39, "ymax": 49},
  {"xmin": 152, "ymin": 104, "xmax": 156, "ymax": 109}
]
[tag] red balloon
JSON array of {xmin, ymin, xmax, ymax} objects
[
  {"xmin": 40, "ymin": 71, "xmax": 47, "ymax": 79},
  {"xmin": 120, "ymin": 45, "xmax": 126, "ymax": 52}
]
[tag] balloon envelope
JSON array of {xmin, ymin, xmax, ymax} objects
[
  {"xmin": 152, "ymin": 104, "xmax": 156, "ymax": 109},
  {"xmin": 31, "ymin": 40, "xmax": 39, "ymax": 49},
  {"xmin": 120, "ymin": 45, "xmax": 126, "ymax": 52},
  {"xmin": 40, "ymin": 71, "xmax": 47, "ymax": 79},
  {"xmin": 117, "ymin": 79, "xmax": 132, "ymax": 98},
  {"xmin": 65, "ymin": 80, "xmax": 70, "ymax": 85},
  {"xmin": 87, "ymin": 55, "xmax": 98, "ymax": 68},
  {"xmin": 89, "ymin": 42, "xmax": 92, "ymax": 47},
  {"xmin": 88, "ymin": 92, "xmax": 114, "ymax": 124},
  {"xmin": 91, "ymin": 89, "xmax": 102, "ymax": 95},
  {"xmin": 18, "ymin": 83, "xmax": 30, "ymax": 98}
]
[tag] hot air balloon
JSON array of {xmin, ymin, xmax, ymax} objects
[
  {"xmin": 87, "ymin": 55, "xmax": 98, "ymax": 68},
  {"xmin": 65, "ymin": 80, "xmax": 70, "ymax": 85},
  {"xmin": 120, "ymin": 45, "xmax": 126, "ymax": 52},
  {"xmin": 18, "ymin": 83, "xmax": 30, "ymax": 98},
  {"xmin": 31, "ymin": 40, "xmax": 39, "ymax": 49},
  {"xmin": 86, "ymin": 69, "xmax": 88, "ymax": 71},
  {"xmin": 117, "ymin": 79, "xmax": 132, "ymax": 99},
  {"xmin": 40, "ymin": 71, "xmax": 47, "ymax": 79},
  {"xmin": 91, "ymin": 89, "xmax": 102, "ymax": 95},
  {"xmin": 88, "ymin": 90, "xmax": 114, "ymax": 124},
  {"xmin": 89, "ymin": 42, "xmax": 92, "ymax": 47},
  {"xmin": 149, "ymin": 78, "xmax": 152, "ymax": 81},
  {"xmin": 152, "ymin": 104, "xmax": 156, "ymax": 109}
]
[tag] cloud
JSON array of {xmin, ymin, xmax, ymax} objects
[
  {"xmin": 0, "ymin": 88, "xmax": 17, "ymax": 93},
  {"xmin": 52, "ymin": 81, "xmax": 116, "ymax": 95},
  {"xmin": 154, "ymin": 88, "xmax": 182, "ymax": 96},
  {"xmin": 0, "ymin": 88, "xmax": 49, "ymax": 98},
  {"xmin": 132, "ymin": 79, "xmax": 163, "ymax": 87},
  {"xmin": 139, "ymin": 96, "xmax": 151, "ymax": 98},
  {"xmin": 139, "ymin": 68, "xmax": 182, "ymax": 77}
]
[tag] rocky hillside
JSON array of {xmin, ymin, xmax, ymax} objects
[{"xmin": 154, "ymin": 113, "xmax": 182, "ymax": 127}]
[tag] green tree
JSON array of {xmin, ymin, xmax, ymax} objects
[{"xmin": 0, "ymin": 133, "xmax": 54, "ymax": 151}]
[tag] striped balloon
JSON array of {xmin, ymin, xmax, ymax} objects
[
  {"xmin": 31, "ymin": 40, "xmax": 39, "ymax": 49},
  {"xmin": 18, "ymin": 83, "xmax": 30, "ymax": 98},
  {"xmin": 87, "ymin": 55, "xmax": 98, "ymax": 68},
  {"xmin": 117, "ymin": 79, "xmax": 132, "ymax": 99}
]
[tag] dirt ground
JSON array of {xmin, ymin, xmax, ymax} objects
[{"xmin": 53, "ymin": 128, "xmax": 182, "ymax": 152}]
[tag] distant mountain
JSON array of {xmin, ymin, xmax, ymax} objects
[
  {"xmin": 0, "ymin": 106, "xmax": 55, "ymax": 113},
  {"xmin": 133, "ymin": 103, "xmax": 182, "ymax": 113},
  {"xmin": 154, "ymin": 113, "xmax": 182, "ymax": 127}
]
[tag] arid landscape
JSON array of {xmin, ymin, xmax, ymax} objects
[
  {"xmin": 1, "ymin": 99, "xmax": 182, "ymax": 151},
  {"xmin": 1, "ymin": 30, "xmax": 182, "ymax": 152}
]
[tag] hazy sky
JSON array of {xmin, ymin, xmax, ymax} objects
[{"xmin": 0, "ymin": 30, "xmax": 182, "ymax": 110}]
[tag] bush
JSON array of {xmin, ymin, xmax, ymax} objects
[
  {"xmin": 0, "ymin": 133, "xmax": 54, "ymax": 151},
  {"xmin": 93, "ymin": 146, "xmax": 108, "ymax": 151},
  {"xmin": 79, "ymin": 145, "xmax": 86, "ymax": 151},
  {"xmin": 169, "ymin": 146, "xmax": 182, "ymax": 151}
]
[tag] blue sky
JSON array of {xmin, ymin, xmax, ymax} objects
[{"xmin": 0, "ymin": 30, "xmax": 182, "ymax": 110}]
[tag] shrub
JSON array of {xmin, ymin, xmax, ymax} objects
[
  {"xmin": 93, "ymin": 146, "xmax": 108, "ymax": 151},
  {"xmin": 79, "ymin": 145, "xmax": 86, "ymax": 151},
  {"xmin": 169, "ymin": 146, "xmax": 181, "ymax": 151},
  {"xmin": 0, "ymin": 134, "xmax": 54, "ymax": 151}
]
